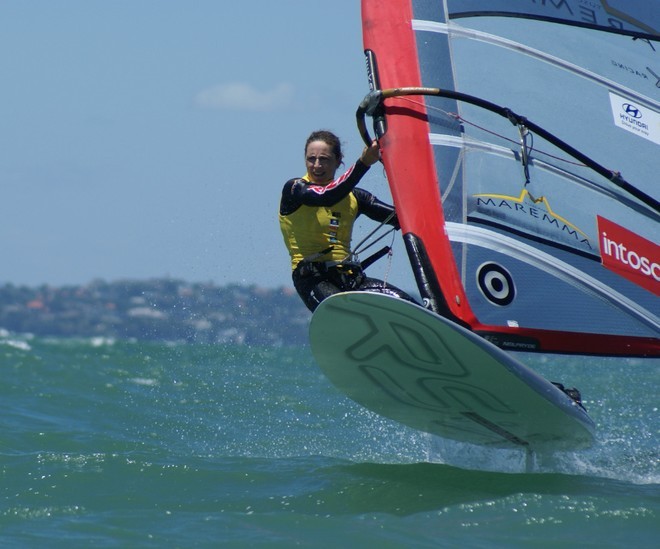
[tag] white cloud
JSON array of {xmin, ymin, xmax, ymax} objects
[{"xmin": 195, "ymin": 82, "xmax": 294, "ymax": 111}]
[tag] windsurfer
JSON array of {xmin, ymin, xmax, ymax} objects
[{"xmin": 279, "ymin": 130, "xmax": 412, "ymax": 312}]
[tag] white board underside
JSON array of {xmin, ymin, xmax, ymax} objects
[{"xmin": 309, "ymin": 292, "xmax": 595, "ymax": 451}]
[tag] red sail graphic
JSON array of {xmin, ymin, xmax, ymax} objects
[{"xmin": 598, "ymin": 216, "xmax": 659, "ymax": 296}]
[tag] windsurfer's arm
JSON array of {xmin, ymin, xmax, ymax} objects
[
  {"xmin": 354, "ymin": 188, "xmax": 399, "ymax": 229},
  {"xmin": 279, "ymin": 160, "xmax": 371, "ymax": 215},
  {"xmin": 280, "ymin": 141, "xmax": 380, "ymax": 215}
]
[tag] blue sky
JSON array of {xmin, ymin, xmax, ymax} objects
[{"xmin": 1, "ymin": 0, "xmax": 408, "ymax": 288}]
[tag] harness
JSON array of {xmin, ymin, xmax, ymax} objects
[{"xmin": 294, "ymin": 257, "xmax": 365, "ymax": 291}]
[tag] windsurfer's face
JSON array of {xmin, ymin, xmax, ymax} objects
[{"xmin": 305, "ymin": 141, "xmax": 340, "ymax": 184}]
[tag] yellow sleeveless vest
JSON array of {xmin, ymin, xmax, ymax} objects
[{"xmin": 279, "ymin": 176, "xmax": 359, "ymax": 270}]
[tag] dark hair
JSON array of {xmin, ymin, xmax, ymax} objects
[{"xmin": 304, "ymin": 130, "xmax": 343, "ymax": 164}]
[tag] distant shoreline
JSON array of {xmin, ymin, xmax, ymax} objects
[{"xmin": 0, "ymin": 279, "xmax": 310, "ymax": 346}]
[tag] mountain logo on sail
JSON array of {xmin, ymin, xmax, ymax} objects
[{"xmin": 470, "ymin": 189, "xmax": 593, "ymax": 253}]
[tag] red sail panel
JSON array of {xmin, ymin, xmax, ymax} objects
[{"xmin": 362, "ymin": 0, "xmax": 477, "ymax": 327}]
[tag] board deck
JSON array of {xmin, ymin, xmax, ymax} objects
[{"xmin": 309, "ymin": 292, "xmax": 595, "ymax": 451}]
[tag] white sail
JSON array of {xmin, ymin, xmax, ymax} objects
[{"xmin": 360, "ymin": 0, "xmax": 659, "ymax": 356}]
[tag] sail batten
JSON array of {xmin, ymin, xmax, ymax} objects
[
  {"xmin": 413, "ymin": 19, "xmax": 659, "ymax": 111},
  {"xmin": 361, "ymin": 0, "xmax": 659, "ymax": 357}
]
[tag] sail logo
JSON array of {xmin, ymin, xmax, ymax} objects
[
  {"xmin": 619, "ymin": 103, "xmax": 647, "ymax": 129},
  {"xmin": 609, "ymin": 92, "xmax": 660, "ymax": 145},
  {"xmin": 597, "ymin": 216, "xmax": 659, "ymax": 296},
  {"xmin": 622, "ymin": 104, "xmax": 642, "ymax": 119},
  {"xmin": 471, "ymin": 189, "xmax": 593, "ymax": 253}
]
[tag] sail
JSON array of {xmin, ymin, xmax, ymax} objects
[{"xmin": 360, "ymin": 0, "xmax": 659, "ymax": 356}]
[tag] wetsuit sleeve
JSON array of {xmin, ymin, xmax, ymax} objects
[
  {"xmin": 354, "ymin": 187, "xmax": 399, "ymax": 228},
  {"xmin": 279, "ymin": 160, "xmax": 370, "ymax": 216}
]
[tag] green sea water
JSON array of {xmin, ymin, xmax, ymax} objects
[{"xmin": 1, "ymin": 335, "xmax": 658, "ymax": 548}]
